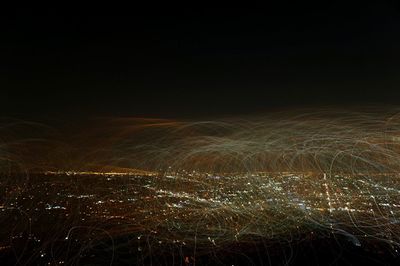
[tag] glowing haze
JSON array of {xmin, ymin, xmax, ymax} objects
[{"xmin": 2, "ymin": 107, "xmax": 400, "ymax": 175}]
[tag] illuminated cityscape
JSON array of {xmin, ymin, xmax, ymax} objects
[
  {"xmin": 2, "ymin": 110, "xmax": 400, "ymax": 264},
  {"xmin": 1, "ymin": 169, "xmax": 400, "ymax": 264},
  {"xmin": 3, "ymin": 3, "xmax": 400, "ymax": 265}
]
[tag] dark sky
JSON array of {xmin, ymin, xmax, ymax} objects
[{"xmin": 2, "ymin": 3, "xmax": 400, "ymax": 118}]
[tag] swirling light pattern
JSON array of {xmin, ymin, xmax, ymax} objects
[{"xmin": 1, "ymin": 108, "xmax": 400, "ymax": 264}]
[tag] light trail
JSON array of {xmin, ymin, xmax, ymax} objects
[
  {"xmin": 323, "ymin": 173, "xmax": 333, "ymax": 214},
  {"xmin": 1, "ymin": 108, "xmax": 400, "ymax": 264}
]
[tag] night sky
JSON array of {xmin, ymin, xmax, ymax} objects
[{"xmin": 2, "ymin": 3, "xmax": 400, "ymax": 118}]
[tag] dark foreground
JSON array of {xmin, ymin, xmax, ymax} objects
[{"xmin": 1, "ymin": 234, "xmax": 399, "ymax": 265}]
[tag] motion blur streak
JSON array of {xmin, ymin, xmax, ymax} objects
[{"xmin": 1, "ymin": 108, "xmax": 400, "ymax": 264}]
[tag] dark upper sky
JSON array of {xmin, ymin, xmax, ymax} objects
[{"xmin": 2, "ymin": 3, "xmax": 400, "ymax": 118}]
